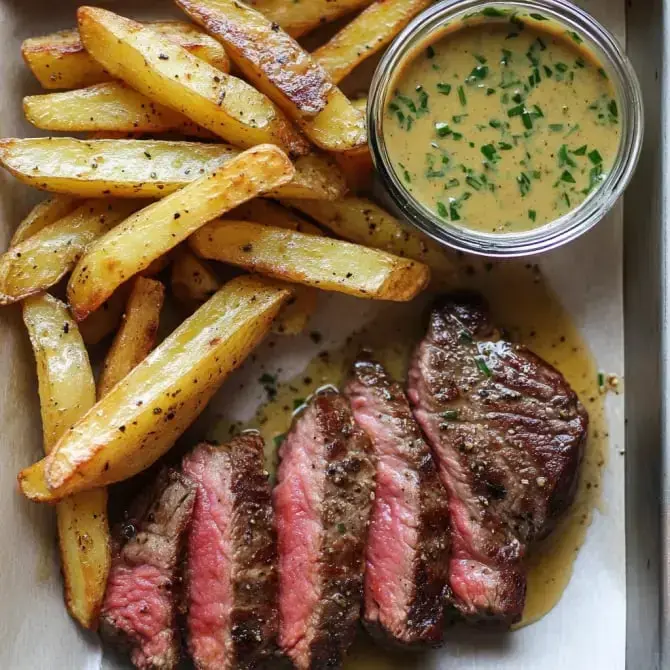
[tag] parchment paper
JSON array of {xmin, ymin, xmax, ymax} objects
[{"xmin": 0, "ymin": 1, "xmax": 626, "ymax": 668}]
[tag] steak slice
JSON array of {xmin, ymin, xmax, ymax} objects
[
  {"xmin": 274, "ymin": 390, "xmax": 376, "ymax": 669},
  {"xmin": 407, "ymin": 293, "xmax": 588, "ymax": 625},
  {"xmin": 345, "ymin": 354, "xmax": 451, "ymax": 646},
  {"xmin": 182, "ymin": 435, "xmax": 278, "ymax": 670},
  {"xmin": 100, "ymin": 469, "xmax": 196, "ymax": 670}
]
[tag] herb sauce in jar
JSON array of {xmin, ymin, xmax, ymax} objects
[{"xmin": 383, "ymin": 15, "xmax": 621, "ymax": 233}]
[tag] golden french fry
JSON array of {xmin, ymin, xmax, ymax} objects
[
  {"xmin": 177, "ymin": 0, "xmax": 366, "ymax": 152},
  {"xmin": 22, "ymin": 294, "xmax": 110, "ymax": 629},
  {"xmin": 313, "ymin": 0, "xmax": 431, "ymax": 83},
  {"xmin": 171, "ymin": 248, "xmax": 221, "ymax": 308},
  {"xmin": 19, "ymin": 275, "xmax": 291, "ymax": 500},
  {"xmin": 190, "ymin": 219, "xmax": 430, "ymax": 300},
  {"xmin": 98, "ymin": 277, "xmax": 165, "ymax": 398},
  {"xmin": 11, "ymin": 195, "xmax": 80, "ymax": 247},
  {"xmin": 229, "ymin": 200, "xmax": 322, "ymax": 334},
  {"xmin": 21, "ymin": 21, "xmax": 231, "ymax": 90},
  {"xmin": 0, "ymin": 138, "xmax": 345, "ymax": 201},
  {"xmin": 24, "ymin": 83, "xmax": 217, "ymax": 138},
  {"xmin": 79, "ymin": 287, "xmax": 129, "ymax": 345},
  {"xmin": 285, "ymin": 197, "xmax": 457, "ymax": 284},
  {"xmin": 67, "ymin": 144, "xmax": 294, "ymax": 321},
  {"xmin": 248, "ymin": 0, "xmax": 373, "ymax": 37},
  {"xmin": 0, "ymin": 199, "xmax": 141, "ymax": 305},
  {"xmin": 77, "ymin": 7, "xmax": 308, "ymax": 155}
]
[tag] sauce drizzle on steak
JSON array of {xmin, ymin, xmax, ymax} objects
[{"xmin": 407, "ymin": 293, "xmax": 587, "ymax": 625}]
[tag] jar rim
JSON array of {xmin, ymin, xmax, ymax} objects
[{"xmin": 367, "ymin": 0, "xmax": 644, "ymax": 257}]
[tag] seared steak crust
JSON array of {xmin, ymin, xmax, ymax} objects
[
  {"xmin": 274, "ymin": 390, "xmax": 376, "ymax": 670},
  {"xmin": 100, "ymin": 469, "xmax": 196, "ymax": 670},
  {"xmin": 345, "ymin": 355, "xmax": 450, "ymax": 646},
  {"xmin": 182, "ymin": 436, "xmax": 278, "ymax": 670},
  {"xmin": 407, "ymin": 293, "xmax": 587, "ymax": 625}
]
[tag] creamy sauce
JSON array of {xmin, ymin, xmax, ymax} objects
[
  {"xmin": 383, "ymin": 14, "xmax": 621, "ymax": 233},
  {"xmin": 210, "ymin": 260, "xmax": 608, "ymax": 655}
]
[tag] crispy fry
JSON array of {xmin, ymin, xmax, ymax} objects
[
  {"xmin": 77, "ymin": 7, "xmax": 308, "ymax": 154},
  {"xmin": 190, "ymin": 219, "xmax": 430, "ymax": 300},
  {"xmin": 0, "ymin": 138, "xmax": 345, "ymax": 201},
  {"xmin": 171, "ymin": 248, "xmax": 222, "ymax": 308},
  {"xmin": 67, "ymin": 144, "xmax": 295, "ymax": 320},
  {"xmin": 11, "ymin": 195, "xmax": 80, "ymax": 247},
  {"xmin": 21, "ymin": 21, "xmax": 230, "ymax": 90},
  {"xmin": 98, "ymin": 277, "xmax": 165, "ymax": 398},
  {"xmin": 22, "ymin": 294, "xmax": 110, "ymax": 629},
  {"xmin": 313, "ymin": 0, "xmax": 431, "ymax": 83},
  {"xmin": 177, "ymin": 0, "xmax": 366, "ymax": 152},
  {"xmin": 24, "ymin": 83, "xmax": 217, "ymax": 138},
  {"xmin": 0, "ymin": 200, "xmax": 141, "ymax": 305},
  {"xmin": 248, "ymin": 0, "xmax": 373, "ymax": 37},
  {"xmin": 229, "ymin": 199, "xmax": 322, "ymax": 334},
  {"xmin": 285, "ymin": 196, "xmax": 457, "ymax": 283},
  {"xmin": 19, "ymin": 276, "xmax": 291, "ymax": 500},
  {"xmin": 79, "ymin": 286, "xmax": 129, "ymax": 345}
]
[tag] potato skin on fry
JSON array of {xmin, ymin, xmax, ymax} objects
[
  {"xmin": 67, "ymin": 144, "xmax": 295, "ymax": 320},
  {"xmin": 190, "ymin": 219, "xmax": 430, "ymax": 301},
  {"xmin": 21, "ymin": 294, "xmax": 110, "ymax": 629},
  {"xmin": 77, "ymin": 6, "xmax": 309, "ymax": 155},
  {"xmin": 98, "ymin": 277, "xmax": 165, "ymax": 398},
  {"xmin": 0, "ymin": 138, "xmax": 345, "ymax": 201},
  {"xmin": 19, "ymin": 276, "xmax": 291, "ymax": 500},
  {"xmin": 21, "ymin": 21, "xmax": 231, "ymax": 90},
  {"xmin": 11, "ymin": 195, "xmax": 80, "ymax": 247},
  {"xmin": 176, "ymin": 0, "xmax": 366, "ymax": 152}
]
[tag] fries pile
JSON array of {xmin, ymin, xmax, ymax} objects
[{"xmin": 1, "ymin": 0, "xmax": 450, "ymax": 630}]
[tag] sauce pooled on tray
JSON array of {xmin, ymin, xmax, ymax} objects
[{"xmin": 383, "ymin": 14, "xmax": 621, "ymax": 233}]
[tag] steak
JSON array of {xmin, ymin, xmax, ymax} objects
[
  {"xmin": 100, "ymin": 469, "xmax": 196, "ymax": 670},
  {"xmin": 182, "ymin": 436, "xmax": 278, "ymax": 670},
  {"xmin": 345, "ymin": 354, "xmax": 451, "ymax": 646},
  {"xmin": 274, "ymin": 390, "xmax": 376, "ymax": 669},
  {"xmin": 407, "ymin": 293, "xmax": 587, "ymax": 625}
]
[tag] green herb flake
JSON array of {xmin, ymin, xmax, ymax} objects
[
  {"xmin": 508, "ymin": 104, "xmax": 524, "ymax": 117},
  {"xmin": 528, "ymin": 209, "xmax": 537, "ymax": 221},
  {"xmin": 397, "ymin": 94, "xmax": 417, "ymax": 114},
  {"xmin": 467, "ymin": 65, "xmax": 489, "ymax": 81},
  {"xmin": 337, "ymin": 523, "xmax": 346, "ymax": 534},
  {"xmin": 573, "ymin": 144, "xmax": 588, "ymax": 156},
  {"xmin": 441, "ymin": 409, "xmax": 460, "ymax": 420},
  {"xmin": 449, "ymin": 202, "xmax": 461, "ymax": 220},
  {"xmin": 437, "ymin": 82, "xmax": 452, "ymax": 95},
  {"xmin": 517, "ymin": 172, "xmax": 531, "ymax": 196},
  {"xmin": 598, "ymin": 67, "xmax": 608, "ymax": 79},
  {"xmin": 435, "ymin": 121, "xmax": 451, "ymax": 137},
  {"xmin": 588, "ymin": 149, "xmax": 603, "ymax": 165},
  {"xmin": 529, "ymin": 12, "xmax": 548, "ymax": 20},
  {"xmin": 273, "ymin": 433, "xmax": 286, "ymax": 448},
  {"xmin": 458, "ymin": 85, "xmax": 467, "ymax": 106},
  {"xmin": 543, "ymin": 65, "xmax": 553, "ymax": 77},
  {"xmin": 489, "ymin": 119, "xmax": 502, "ymax": 128},
  {"xmin": 475, "ymin": 53, "xmax": 488, "ymax": 64},
  {"xmin": 549, "ymin": 123, "xmax": 564, "ymax": 132},
  {"xmin": 481, "ymin": 7, "xmax": 507, "ymax": 16},
  {"xmin": 501, "ymin": 48, "xmax": 512, "ymax": 66},
  {"xmin": 293, "ymin": 398, "xmax": 305, "ymax": 410},
  {"xmin": 474, "ymin": 356, "xmax": 493, "ymax": 377},
  {"xmin": 558, "ymin": 144, "xmax": 577, "ymax": 168},
  {"xmin": 481, "ymin": 143, "xmax": 498, "ymax": 161},
  {"xmin": 608, "ymin": 99, "xmax": 619, "ymax": 119},
  {"xmin": 452, "ymin": 114, "xmax": 468, "ymax": 123},
  {"xmin": 555, "ymin": 62, "xmax": 569, "ymax": 73},
  {"xmin": 521, "ymin": 111, "xmax": 533, "ymax": 129},
  {"xmin": 486, "ymin": 87, "xmax": 496, "ymax": 96},
  {"xmin": 498, "ymin": 142, "xmax": 513, "ymax": 150},
  {"xmin": 568, "ymin": 31, "xmax": 583, "ymax": 44},
  {"xmin": 560, "ymin": 170, "xmax": 576, "ymax": 183},
  {"xmin": 597, "ymin": 372, "xmax": 605, "ymax": 387},
  {"xmin": 466, "ymin": 175, "xmax": 482, "ymax": 190},
  {"xmin": 436, "ymin": 201, "xmax": 448, "ymax": 218}
]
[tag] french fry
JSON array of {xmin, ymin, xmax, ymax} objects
[
  {"xmin": 22, "ymin": 293, "xmax": 110, "ymax": 629},
  {"xmin": 285, "ymin": 197, "xmax": 457, "ymax": 285},
  {"xmin": 11, "ymin": 196, "xmax": 80, "ymax": 247},
  {"xmin": 77, "ymin": 7, "xmax": 309, "ymax": 155},
  {"xmin": 0, "ymin": 200, "xmax": 141, "ymax": 305},
  {"xmin": 247, "ymin": 0, "xmax": 374, "ymax": 37},
  {"xmin": 190, "ymin": 219, "xmax": 430, "ymax": 300},
  {"xmin": 229, "ymin": 199, "xmax": 322, "ymax": 334},
  {"xmin": 177, "ymin": 0, "xmax": 366, "ymax": 152},
  {"xmin": 24, "ymin": 83, "xmax": 217, "ymax": 138},
  {"xmin": 98, "ymin": 277, "xmax": 165, "ymax": 398},
  {"xmin": 19, "ymin": 275, "xmax": 291, "ymax": 501},
  {"xmin": 0, "ymin": 138, "xmax": 345, "ymax": 201},
  {"xmin": 79, "ymin": 286, "xmax": 129, "ymax": 345},
  {"xmin": 171, "ymin": 248, "xmax": 221, "ymax": 309},
  {"xmin": 21, "ymin": 21, "xmax": 231, "ymax": 90},
  {"xmin": 313, "ymin": 0, "xmax": 431, "ymax": 83},
  {"xmin": 67, "ymin": 144, "xmax": 295, "ymax": 320}
]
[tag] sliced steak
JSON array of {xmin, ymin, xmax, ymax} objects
[
  {"xmin": 407, "ymin": 293, "xmax": 587, "ymax": 626},
  {"xmin": 182, "ymin": 435, "xmax": 278, "ymax": 670},
  {"xmin": 274, "ymin": 390, "xmax": 376, "ymax": 669},
  {"xmin": 345, "ymin": 354, "xmax": 451, "ymax": 646},
  {"xmin": 100, "ymin": 469, "xmax": 196, "ymax": 670}
]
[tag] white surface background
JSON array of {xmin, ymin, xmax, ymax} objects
[{"xmin": 0, "ymin": 1, "xmax": 626, "ymax": 668}]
